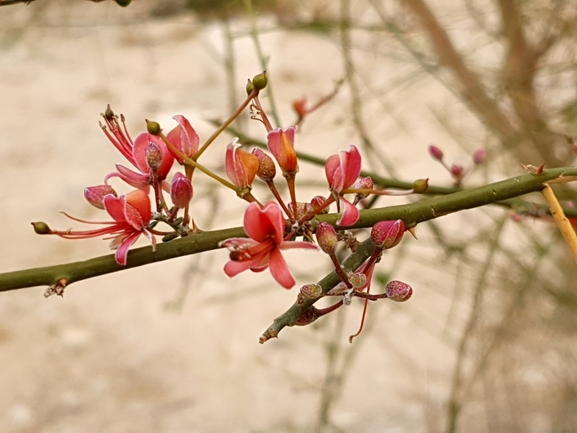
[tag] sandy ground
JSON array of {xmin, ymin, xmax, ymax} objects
[{"xmin": 0, "ymin": 2, "xmax": 551, "ymax": 432}]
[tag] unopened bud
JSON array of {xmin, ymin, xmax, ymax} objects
[
  {"xmin": 450, "ymin": 164, "xmax": 464, "ymax": 177},
  {"xmin": 429, "ymin": 145, "xmax": 443, "ymax": 160},
  {"xmin": 146, "ymin": 120, "xmax": 161, "ymax": 136},
  {"xmin": 473, "ymin": 149, "xmax": 487, "ymax": 165},
  {"xmin": 316, "ymin": 222, "xmax": 338, "ymax": 255},
  {"xmin": 289, "ymin": 202, "xmax": 308, "ymax": 220},
  {"xmin": 310, "ymin": 196, "xmax": 329, "ymax": 214},
  {"xmin": 246, "ymin": 79, "xmax": 255, "ymax": 95},
  {"xmin": 293, "ymin": 98, "xmax": 307, "ymax": 118},
  {"xmin": 252, "ymin": 148, "xmax": 276, "ymax": 182},
  {"xmin": 412, "ymin": 178, "xmax": 429, "ymax": 194},
  {"xmin": 299, "ymin": 283, "xmax": 323, "ymax": 301},
  {"xmin": 31, "ymin": 221, "xmax": 52, "ymax": 235},
  {"xmin": 385, "ymin": 280, "xmax": 413, "ymax": 302},
  {"xmin": 371, "ymin": 219, "xmax": 405, "ymax": 250},
  {"xmin": 349, "ymin": 272, "xmax": 367, "ymax": 289},
  {"xmin": 84, "ymin": 185, "xmax": 117, "ymax": 209},
  {"xmin": 115, "ymin": 0, "xmax": 132, "ymax": 5},
  {"xmin": 170, "ymin": 172, "xmax": 193, "ymax": 208},
  {"xmin": 354, "ymin": 176, "xmax": 374, "ymax": 200},
  {"xmin": 252, "ymin": 71, "xmax": 268, "ymax": 90}
]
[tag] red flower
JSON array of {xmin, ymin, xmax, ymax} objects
[
  {"xmin": 325, "ymin": 144, "xmax": 362, "ymax": 225},
  {"xmin": 267, "ymin": 126, "xmax": 299, "ymax": 177},
  {"xmin": 166, "ymin": 115, "xmax": 200, "ymax": 163},
  {"xmin": 221, "ymin": 202, "xmax": 318, "ymax": 289},
  {"xmin": 225, "ymin": 138, "xmax": 259, "ymax": 189},
  {"xmin": 53, "ymin": 190, "xmax": 155, "ymax": 266}
]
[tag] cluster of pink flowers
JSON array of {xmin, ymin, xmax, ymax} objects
[{"xmin": 34, "ymin": 73, "xmax": 416, "ymax": 337}]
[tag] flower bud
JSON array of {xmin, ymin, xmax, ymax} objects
[
  {"xmin": 246, "ymin": 79, "xmax": 255, "ymax": 95},
  {"xmin": 289, "ymin": 202, "xmax": 308, "ymax": 220},
  {"xmin": 349, "ymin": 272, "xmax": 367, "ymax": 289},
  {"xmin": 385, "ymin": 280, "xmax": 413, "ymax": 302},
  {"xmin": 146, "ymin": 141, "xmax": 163, "ymax": 173},
  {"xmin": 310, "ymin": 196, "xmax": 329, "ymax": 214},
  {"xmin": 354, "ymin": 176, "xmax": 374, "ymax": 200},
  {"xmin": 473, "ymin": 149, "xmax": 487, "ymax": 165},
  {"xmin": 115, "ymin": 0, "xmax": 132, "ymax": 6},
  {"xmin": 293, "ymin": 98, "xmax": 307, "ymax": 118},
  {"xmin": 267, "ymin": 127, "xmax": 298, "ymax": 177},
  {"xmin": 170, "ymin": 172, "xmax": 193, "ymax": 209},
  {"xmin": 412, "ymin": 178, "xmax": 429, "ymax": 194},
  {"xmin": 31, "ymin": 221, "xmax": 52, "ymax": 235},
  {"xmin": 429, "ymin": 145, "xmax": 443, "ymax": 160},
  {"xmin": 299, "ymin": 283, "xmax": 323, "ymax": 300},
  {"xmin": 316, "ymin": 222, "xmax": 338, "ymax": 255},
  {"xmin": 84, "ymin": 185, "xmax": 117, "ymax": 209},
  {"xmin": 252, "ymin": 148, "xmax": 276, "ymax": 182},
  {"xmin": 252, "ymin": 71, "xmax": 268, "ymax": 90},
  {"xmin": 371, "ymin": 219, "xmax": 405, "ymax": 250},
  {"xmin": 146, "ymin": 119, "xmax": 161, "ymax": 136},
  {"xmin": 450, "ymin": 163, "xmax": 464, "ymax": 177}
]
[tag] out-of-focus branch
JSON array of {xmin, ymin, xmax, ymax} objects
[{"xmin": 0, "ymin": 0, "xmax": 130, "ymax": 6}]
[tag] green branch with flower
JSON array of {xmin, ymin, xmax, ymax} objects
[{"xmin": 2, "ymin": 72, "xmax": 577, "ymax": 343}]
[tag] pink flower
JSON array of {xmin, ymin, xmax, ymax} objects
[
  {"xmin": 325, "ymin": 144, "xmax": 362, "ymax": 226},
  {"xmin": 221, "ymin": 202, "xmax": 318, "ymax": 289},
  {"xmin": 53, "ymin": 190, "xmax": 156, "ymax": 266},
  {"xmin": 166, "ymin": 115, "xmax": 200, "ymax": 163},
  {"xmin": 101, "ymin": 110, "xmax": 174, "ymax": 190},
  {"xmin": 267, "ymin": 126, "xmax": 299, "ymax": 177},
  {"xmin": 225, "ymin": 139, "xmax": 259, "ymax": 189}
]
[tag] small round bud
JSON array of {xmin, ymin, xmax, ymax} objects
[
  {"xmin": 115, "ymin": 0, "xmax": 132, "ymax": 6},
  {"xmin": 429, "ymin": 145, "xmax": 443, "ymax": 160},
  {"xmin": 316, "ymin": 222, "xmax": 338, "ymax": 255},
  {"xmin": 473, "ymin": 149, "xmax": 487, "ymax": 165},
  {"xmin": 412, "ymin": 178, "xmax": 429, "ymax": 194},
  {"xmin": 252, "ymin": 148, "xmax": 276, "ymax": 182},
  {"xmin": 170, "ymin": 172, "xmax": 193, "ymax": 208},
  {"xmin": 371, "ymin": 219, "xmax": 405, "ymax": 250},
  {"xmin": 300, "ymin": 284, "xmax": 323, "ymax": 300},
  {"xmin": 450, "ymin": 164, "xmax": 464, "ymax": 177},
  {"xmin": 289, "ymin": 202, "xmax": 308, "ymax": 220},
  {"xmin": 31, "ymin": 221, "xmax": 52, "ymax": 235},
  {"xmin": 146, "ymin": 120, "xmax": 161, "ymax": 136},
  {"xmin": 246, "ymin": 79, "xmax": 255, "ymax": 95},
  {"xmin": 146, "ymin": 142, "xmax": 163, "ymax": 173},
  {"xmin": 354, "ymin": 177, "xmax": 374, "ymax": 200},
  {"xmin": 349, "ymin": 272, "xmax": 367, "ymax": 289},
  {"xmin": 252, "ymin": 71, "xmax": 268, "ymax": 90},
  {"xmin": 310, "ymin": 196, "xmax": 329, "ymax": 214},
  {"xmin": 84, "ymin": 185, "xmax": 117, "ymax": 209},
  {"xmin": 385, "ymin": 280, "xmax": 413, "ymax": 302}
]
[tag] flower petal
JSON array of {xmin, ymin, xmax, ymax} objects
[
  {"xmin": 133, "ymin": 132, "xmax": 174, "ymax": 179},
  {"xmin": 167, "ymin": 115, "xmax": 200, "ymax": 162},
  {"xmin": 243, "ymin": 202, "xmax": 279, "ymax": 242},
  {"xmin": 268, "ymin": 247, "xmax": 296, "ymax": 289},
  {"xmin": 103, "ymin": 194, "xmax": 128, "ymax": 223},
  {"xmin": 224, "ymin": 252, "xmax": 267, "ymax": 277},
  {"xmin": 336, "ymin": 198, "xmax": 360, "ymax": 226},
  {"xmin": 114, "ymin": 231, "xmax": 141, "ymax": 265}
]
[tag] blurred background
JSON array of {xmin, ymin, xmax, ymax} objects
[{"xmin": 1, "ymin": 0, "xmax": 576, "ymax": 432}]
